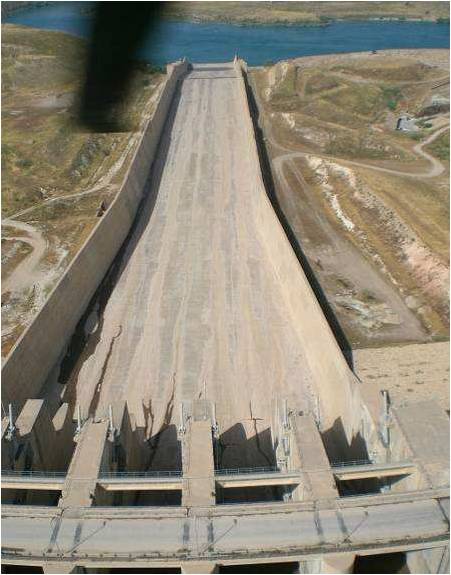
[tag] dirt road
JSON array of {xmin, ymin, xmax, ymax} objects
[
  {"xmin": 270, "ymin": 122, "xmax": 449, "ymax": 181},
  {"xmin": 65, "ymin": 64, "xmax": 317, "ymax": 469},
  {"xmin": 2, "ymin": 219, "xmax": 48, "ymax": 295}
]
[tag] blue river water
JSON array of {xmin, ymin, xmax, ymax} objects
[{"xmin": 3, "ymin": 2, "xmax": 450, "ymax": 66}]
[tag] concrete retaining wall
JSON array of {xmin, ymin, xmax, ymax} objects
[
  {"xmin": 2, "ymin": 60, "xmax": 189, "ymax": 408},
  {"xmin": 233, "ymin": 59, "xmax": 363, "ymax": 443}
]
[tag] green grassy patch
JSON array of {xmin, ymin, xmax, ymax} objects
[
  {"xmin": 325, "ymin": 83, "xmax": 390, "ymax": 119},
  {"xmin": 426, "ymin": 130, "xmax": 450, "ymax": 161},
  {"xmin": 381, "ymin": 85, "xmax": 403, "ymax": 111}
]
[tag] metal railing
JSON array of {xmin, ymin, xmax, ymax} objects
[
  {"xmin": 330, "ymin": 459, "xmax": 373, "ymax": 468},
  {"xmin": 215, "ymin": 466, "xmax": 280, "ymax": 476},
  {"xmin": 2, "ymin": 469, "xmax": 66, "ymax": 478},
  {"xmin": 99, "ymin": 470, "xmax": 182, "ymax": 479}
]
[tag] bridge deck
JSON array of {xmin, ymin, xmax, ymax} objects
[
  {"xmin": 2, "ymin": 496, "xmax": 448, "ymax": 560},
  {"xmin": 2, "ymin": 461, "xmax": 417, "ymax": 492},
  {"xmin": 65, "ymin": 63, "xmax": 315, "ymax": 469}
]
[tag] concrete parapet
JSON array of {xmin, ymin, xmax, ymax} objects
[
  {"xmin": 2, "ymin": 60, "xmax": 190, "ymax": 409},
  {"xmin": 232, "ymin": 58, "xmax": 364, "ymax": 450}
]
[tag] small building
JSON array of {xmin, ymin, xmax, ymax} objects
[{"xmin": 396, "ymin": 115, "xmax": 419, "ymax": 132}]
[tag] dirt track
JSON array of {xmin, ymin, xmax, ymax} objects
[
  {"xmin": 2, "ymin": 219, "xmax": 47, "ymax": 295},
  {"xmin": 63, "ymin": 64, "xmax": 316, "ymax": 469}
]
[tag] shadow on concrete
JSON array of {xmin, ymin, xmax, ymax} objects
[
  {"xmin": 321, "ymin": 417, "xmax": 370, "ymax": 463},
  {"xmin": 1, "ymin": 566, "xmax": 44, "ymax": 574},
  {"xmin": 243, "ymin": 71, "xmax": 354, "ymax": 370},
  {"xmin": 215, "ymin": 423, "xmax": 283, "ymax": 504},
  {"xmin": 145, "ymin": 424, "xmax": 181, "ymax": 471},
  {"xmin": 115, "ymin": 422, "xmax": 182, "ymax": 474},
  {"xmin": 56, "ymin": 77, "xmax": 185, "ymax": 407},
  {"xmin": 354, "ymin": 552, "xmax": 409, "ymax": 574},
  {"xmin": 219, "ymin": 563, "xmax": 299, "ymax": 573},
  {"xmin": 215, "ymin": 423, "xmax": 276, "ymax": 470}
]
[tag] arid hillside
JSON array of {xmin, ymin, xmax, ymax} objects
[
  {"xmin": 251, "ymin": 49, "xmax": 449, "ymax": 349},
  {"xmin": 1, "ymin": 24, "xmax": 165, "ymax": 356},
  {"xmin": 164, "ymin": 1, "xmax": 449, "ymax": 24}
]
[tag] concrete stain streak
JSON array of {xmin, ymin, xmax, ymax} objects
[{"xmin": 88, "ymin": 325, "xmax": 123, "ymax": 417}]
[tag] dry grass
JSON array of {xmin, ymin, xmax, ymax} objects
[
  {"xmin": 163, "ymin": 1, "xmax": 449, "ymax": 24},
  {"xmin": 426, "ymin": 129, "xmax": 450, "ymax": 161},
  {"xmin": 2, "ymin": 24, "xmax": 164, "ymax": 218},
  {"xmin": 1, "ymin": 24, "xmax": 164, "ymax": 355},
  {"xmin": 1, "ymin": 238, "xmax": 32, "ymax": 280},
  {"xmin": 252, "ymin": 49, "xmax": 450, "ymax": 347}
]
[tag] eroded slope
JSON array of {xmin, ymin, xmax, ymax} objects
[{"xmin": 251, "ymin": 49, "xmax": 449, "ymax": 348}]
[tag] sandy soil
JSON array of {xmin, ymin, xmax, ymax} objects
[{"xmin": 354, "ymin": 341, "xmax": 449, "ymax": 411}]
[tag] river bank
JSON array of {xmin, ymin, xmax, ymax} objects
[{"xmin": 3, "ymin": 5, "xmax": 450, "ymax": 67}]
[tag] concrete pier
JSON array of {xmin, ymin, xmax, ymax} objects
[{"xmin": 182, "ymin": 417, "xmax": 215, "ymax": 507}]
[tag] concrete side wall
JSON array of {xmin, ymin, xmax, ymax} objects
[
  {"xmin": 234, "ymin": 59, "xmax": 363, "ymax": 441},
  {"xmin": 2, "ymin": 61, "xmax": 189, "ymax": 408}
]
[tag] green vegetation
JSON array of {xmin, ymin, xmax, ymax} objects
[
  {"xmin": 381, "ymin": 86, "xmax": 403, "ymax": 111},
  {"xmin": 427, "ymin": 130, "xmax": 450, "ymax": 161},
  {"xmin": 270, "ymin": 66, "xmax": 297, "ymax": 100},
  {"xmin": 326, "ymin": 83, "xmax": 392, "ymax": 118},
  {"xmin": 406, "ymin": 131, "xmax": 426, "ymax": 141},
  {"xmin": 417, "ymin": 119, "xmax": 433, "ymax": 129}
]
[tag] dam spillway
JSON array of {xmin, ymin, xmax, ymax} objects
[
  {"xmin": 68, "ymin": 62, "xmax": 316, "ymax": 470},
  {"xmin": 1, "ymin": 60, "xmax": 449, "ymax": 574}
]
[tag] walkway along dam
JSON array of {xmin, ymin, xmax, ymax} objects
[{"xmin": 1, "ymin": 60, "xmax": 449, "ymax": 574}]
